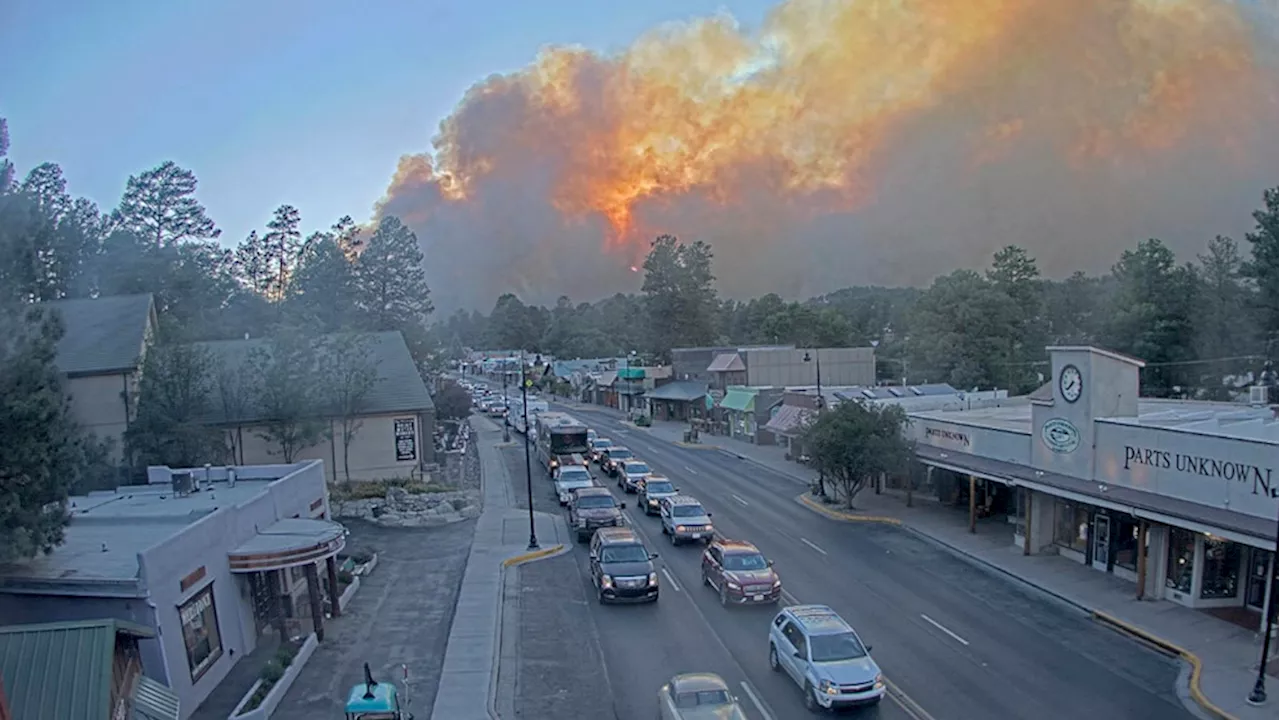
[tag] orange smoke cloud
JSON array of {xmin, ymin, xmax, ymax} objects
[{"xmin": 378, "ymin": 0, "xmax": 1277, "ymax": 312}]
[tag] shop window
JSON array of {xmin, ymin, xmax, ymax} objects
[
  {"xmin": 1052, "ymin": 500, "xmax": 1089, "ymax": 554},
  {"xmin": 179, "ymin": 585, "xmax": 223, "ymax": 681},
  {"xmin": 1012, "ymin": 488, "xmax": 1027, "ymax": 537},
  {"xmin": 1166, "ymin": 529, "xmax": 1195, "ymax": 593},
  {"xmin": 1200, "ymin": 537, "xmax": 1242, "ymax": 600},
  {"xmin": 1114, "ymin": 517, "xmax": 1140, "ymax": 572}
]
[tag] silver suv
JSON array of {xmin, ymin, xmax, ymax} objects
[
  {"xmin": 659, "ymin": 495, "xmax": 713, "ymax": 546},
  {"xmin": 639, "ymin": 476, "xmax": 678, "ymax": 515},
  {"xmin": 617, "ymin": 459, "xmax": 653, "ymax": 493},
  {"xmin": 768, "ymin": 605, "xmax": 884, "ymax": 712}
]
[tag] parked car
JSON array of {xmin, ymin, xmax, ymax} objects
[
  {"xmin": 768, "ymin": 605, "xmax": 885, "ymax": 712},
  {"xmin": 659, "ymin": 495, "xmax": 713, "ymax": 545},
  {"xmin": 588, "ymin": 527, "xmax": 659, "ymax": 603},
  {"xmin": 639, "ymin": 476, "xmax": 678, "ymax": 515},
  {"xmin": 616, "ymin": 459, "xmax": 653, "ymax": 493},
  {"xmin": 568, "ymin": 487, "xmax": 626, "ymax": 543},
  {"xmin": 701, "ymin": 539, "xmax": 781, "ymax": 606},
  {"xmin": 554, "ymin": 465, "xmax": 595, "ymax": 505},
  {"xmin": 657, "ymin": 673, "xmax": 747, "ymax": 719}
]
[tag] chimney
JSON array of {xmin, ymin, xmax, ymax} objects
[{"xmin": 227, "ymin": 466, "xmax": 237, "ymax": 487}]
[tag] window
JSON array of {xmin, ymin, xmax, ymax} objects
[
  {"xmin": 179, "ymin": 585, "xmax": 223, "ymax": 681},
  {"xmin": 1052, "ymin": 500, "xmax": 1089, "ymax": 554},
  {"xmin": 1200, "ymin": 538, "xmax": 1242, "ymax": 599},
  {"xmin": 1011, "ymin": 488, "xmax": 1028, "ymax": 538},
  {"xmin": 1113, "ymin": 517, "xmax": 1140, "ymax": 572},
  {"xmin": 1166, "ymin": 529, "xmax": 1195, "ymax": 593}
]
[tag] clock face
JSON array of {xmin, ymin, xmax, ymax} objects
[{"xmin": 1059, "ymin": 364, "xmax": 1083, "ymax": 403}]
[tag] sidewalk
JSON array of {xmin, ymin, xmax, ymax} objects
[
  {"xmin": 430, "ymin": 416, "xmax": 568, "ymax": 720},
  {"xmin": 642, "ymin": 417, "xmax": 1279, "ymax": 720}
]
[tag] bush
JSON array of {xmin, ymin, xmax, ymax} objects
[
  {"xmin": 261, "ymin": 659, "xmax": 286, "ymax": 684},
  {"xmin": 338, "ymin": 569, "xmax": 355, "ymax": 584},
  {"xmin": 450, "ymin": 497, "xmax": 469, "ymax": 511},
  {"xmin": 351, "ymin": 551, "xmax": 373, "ymax": 564},
  {"xmin": 275, "ymin": 644, "xmax": 298, "ymax": 669}
]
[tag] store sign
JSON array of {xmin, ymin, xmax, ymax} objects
[
  {"xmin": 180, "ymin": 591, "xmax": 212, "ymax": 625},
  {"xmin": 925, "ymin": 426, "xmax": 970, "ymax": 448},
  {"xmin": 394, "ymin": 418, "xmax": 418, "ymax": 462},
  {"xmin": 1123, "ymin": 446, "xmax": 1277, "ymax": 498},
  {"xmin": 1041, "ymin": 418, "xmax": 1080, "ymax": 454}
]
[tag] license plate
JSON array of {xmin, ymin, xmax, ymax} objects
[
  {"xmin": 691, "ymin": 533, "xmax": 701, "ymax": 539},
  {"xmin": 753, "ymin": 594, "xmax": 765, "ymax": 601}
]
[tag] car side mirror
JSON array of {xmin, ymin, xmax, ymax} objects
[
  {"xmin": 767, "ymin": 559, "xmax": 775, "ymax": 567},
  {"xmin": 706, "ymin": 512, "xmax": 713, "ymax": 517},
  {"xmin": 793, "ymin": 651, "xmax": 804, "ymax": 659},
  {"xmin": 620, "ymin": 502, "xmax": 626, "ymax": 509},
  {"xmin": 865, "ymin": 644, "xmax": 873, "ymax": 652},
  {"xmin": 673, "ymin": 487, "xmax": 679, "ymax": 492},
  {"xmin": 649, "ymin": 553, "xmax": 659, "ymax": 559}
]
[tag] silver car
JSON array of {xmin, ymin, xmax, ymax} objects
[
  {"xmin": 616, "ymin": 460, "xmax": 653, "ymax": 494},
  {"xmin": 659, "ymin": 495, "xmax": 714, "ymax": 546},
  {"xmin": 554, "ymin": 465, "xmax": 595, "ymax": 505},
  {"xmin": 768, "ymin": 605, "xmax": 885, "ymax": 712},
  {"xmin": 639, "ymin": 476, "xmax": 678, "ymax": 515},
  {"xmin": 657, "ymin": 673, "xmax": 747, "ymax": 719}
]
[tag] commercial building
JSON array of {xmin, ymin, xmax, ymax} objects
[
  {"xmin": 0, "ymin": 461, "xmax": 347, "ymax": 718},
  {"xmin": 42, "ymin": 293, "xmax": 158, "ymax": 463},
  {"xmin": 907, "ymin": 346, "xmax": 1277, "ymax": 631},
  {"xmin": 193, "ymin": 331, "xmax": 435, "ymax": 481},
  {"xmin": 671, "ymin": 345, "xmax": 876, "ymax": 392}
]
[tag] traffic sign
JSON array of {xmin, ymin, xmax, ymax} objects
[{"xmin": 525, "ymin": 379, "xmax": 533, "ymax": 388}]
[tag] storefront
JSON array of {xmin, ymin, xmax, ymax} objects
[{"xmin": 909, "ymin": 346, "xmax": 1277, "ymax": 630}]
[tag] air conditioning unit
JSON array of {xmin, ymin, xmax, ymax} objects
[
  {"xmin": 1249, "ymin": 385, "xmax": 1268, "ymax": 406},
  {"xmin": 171, "ymin": 472, "xmax": 194, "ymax": 497}
]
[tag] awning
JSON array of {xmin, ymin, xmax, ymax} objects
[
  {"xmin": 646, "ymin": 381, "xmax": 709, "ymax": 403},
  {"xmin": 228, "ymin": 518, "xmax": 347, "ymax": 573},
  {"xmin": 707, "ymin": 353, "xmax": 746, "ymax": 372},
  {"xmin": 764, "ymin": 404, "xmax": 814, "ymax": 436},
  {"xmin": 719, "ymin": 388, "xmax": 757, "ymax": 413},
  {"xmin": 614, "ymin": 380, "xmax": 646, "ymax": 396}
]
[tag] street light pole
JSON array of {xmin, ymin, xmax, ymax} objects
[
  {"xmin": 520, "ymin": 350, "xmax": 539, "ymax": 550},
  {"xmin": 1247, "ymin": 542, "xmax": 1277, "ymax": 706},
  {"xmin": 501, "ymin": 363, "xmax": 510, "ymax": 443}
]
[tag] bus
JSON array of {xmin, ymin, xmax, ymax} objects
[
  {"xmin": 534, "ymin": 412, "xmax": 590, "ymax": 475},
  {"xmin": 509, "ymin": 398, "xmax": 549, "ymax": 434}
]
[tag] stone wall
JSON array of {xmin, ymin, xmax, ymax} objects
[{"xmin": 332, "ymin": 485, "xmax": 480, "ymax": 527}]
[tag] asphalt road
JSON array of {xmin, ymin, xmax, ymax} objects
[{"xmin": 549, "ymin": 402, "xmax": 1196, "ymax": 720}]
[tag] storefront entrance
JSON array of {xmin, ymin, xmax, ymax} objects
[
  {"xmin": 1246, "ymin": 546, "xmax": 1273, "ymax": 612},
  {"xmin": 1091, "ymin": 514, "xmax": 1111, "ymax": 572}
]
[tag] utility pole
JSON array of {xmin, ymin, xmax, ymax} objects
[{"xmin": 521, "ymin": 350, "xmax": 538, "ymax": 550}]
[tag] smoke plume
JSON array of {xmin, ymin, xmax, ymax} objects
[{"xmin": 376, "ymin": 0, "xmax": 1279, "ymax": 313}]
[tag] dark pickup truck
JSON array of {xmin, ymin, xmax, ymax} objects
[{"xmin": 568, "ymin": 487, "xmax": 626, "ymax": 543}]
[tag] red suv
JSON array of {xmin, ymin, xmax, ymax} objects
[{"xmin": 700, "ymin": 539, "xmax": 782, "ymax": 607}]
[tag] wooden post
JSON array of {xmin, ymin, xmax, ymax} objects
[
  {"xmin": 968, "ymin": 475, "xmax": 977, "ymax": 534},
  {"xmin": 1135, "ymin": 520, "xmax": 1148, "ymax": 600},
  {"xmin": 326, "ymin": 556, "xmax": 342, "ymax": 617},
  {"xmin": 305, "ymin": 563, "xmax": 326, "ymax": 642},
  {"xmin": 1022, "ymin": 489, "xmax": 1032, "ymax": 556},
  {"xmin": 271, "ymin": 570, "xmax": 289, "ymax": 641}
]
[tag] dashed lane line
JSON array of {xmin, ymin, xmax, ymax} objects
[
  {"xmin": 799, "ymin": 537, "xmax": 828, "ymax": 556},
  {"xmin": 739, "ymin": 681, "xmax": 775, "ymax": 720},
  {"xmin": 732, "ymin": 494, "xmax": 749, "ymax": 507},
  {"xmin": 660, "ymin": 567, "xmax": 682, "ymax": 592},
  {"xmin": 921, "ymin": 614, "xmax": 971, "ymax": 646}
]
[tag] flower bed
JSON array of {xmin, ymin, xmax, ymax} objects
[{"xmin": 229, "ymin": 634, "xmax": 318, "ymax": 719}]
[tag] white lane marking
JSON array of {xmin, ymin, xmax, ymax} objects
[
  {"xmin": 732, "ymin": 494, "xmax": 749, "ymax": 507},
  {"xmin": 660, "ymin": 567, "xmax": 682, "ymax": 592},
  {"xmin": 780, "ymin": 589, "xmax": 800, "ymax": 606},
  {"xmin": 739, "ymin": 681, "xmax": 775, "ymax": 720},
  {"xmin": 920, "ymin": 614, "xmax": 970, "ymax": 646},
  {"xmin": 800, "ymin": 537, "xmax": 828, "ymax": 556},
  {"xmin": 685, "ymin": 465, "xmax": 699, "ymax": 475}
]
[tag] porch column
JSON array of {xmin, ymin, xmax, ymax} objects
[
  {"xmin": 968, "ymin": 475, "xmax": 977, "ymax": 534},
  {"xmin": 271, "ymin": 570, "xmax": 289, "ymax": 640},
  {"xmin": 1023, "ymin": 489, "xmax": 1032, "ymax": 556},
  {"xmin": 1135, "ymin": 520, "xmax": 1149, "ymax": 600},
  {"xmin": 326, "ymin": 556, "xmax": 342, "ymax": 617},
  {"xmin": 304, "ymin": 563, "xmax": 326, "ymax": 642}
]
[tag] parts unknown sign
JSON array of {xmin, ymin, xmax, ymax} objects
[{"xmin": 395, "ymin": 418, "xmax": 418, "ymax": 462}]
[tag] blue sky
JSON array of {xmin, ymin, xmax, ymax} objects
[{"xmin": 0, "ymin": 0, "xmax": 774, "ymax": 245}]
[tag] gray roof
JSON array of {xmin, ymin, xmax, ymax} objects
[
  {"xmin": 646, "ymin": 380, "xmax": 709, "ymax": 402},
  {"xmin": 191, "ymin": 331, "xmax": 433, "ymax": 425},
  {"xmin": 42, "ymin": 294, "xmax": 154, "ymax": 376}
]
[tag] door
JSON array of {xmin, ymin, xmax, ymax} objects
[
  {"xmin": 1092, "ymin": 514, "xmax": 1111, "ymax": 571},
  {"xmin": 703, "ymin": 547, "xmax": 722, "ymax": 588},
  {"xmin": 780, "ymin": 622, "xmax": 807, "ymax": 684},
  {"xmin": 1246, "ymin": 547, "xmax": 1272, "ymax": 610}
]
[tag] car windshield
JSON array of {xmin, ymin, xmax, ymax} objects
[
  {"xmin": 645, "ymin": 480, "xmax": 674, "ymax": 494},
  {"xmin": 672, "ymin": 505, "xmax": 706, "ymax": 518},
  {"xmin": 674, "ymin": 690, "xmax": 732, "ymax": 708},
  {"xmin": 809, "ymin": 631, "xmax": 868, "ymax": 662},
  {"xmin": 576, "ymin": 495, "xmax": 616, "ymax": 509},
  {"xmin": 625, "ymin": 463, "xmax": 650, "ymax": 474},
  {"xmin": 559, "ymin": 468, "xmax": 589, "ymax": 479},
  {"xmin": 724, "ymin": 553, "xmax": 769, "ymax": 571},
  {"xmin": 558, "ymin": 474, "xmax": 591, "ymax": 485},
  {"xmin": 593, "ymin": 439, "xmax": 612, "ymax": 449},
  {"xmin": 600, "ymin": 544, "xmax": 649, "ymax": 563},
  {"xmin": 609, "ymin": 449, "xmax": 632, "ymax": 460},
  {"xmin": 587, "ymin": 430, "xmax": 597, "ymax": 440}
]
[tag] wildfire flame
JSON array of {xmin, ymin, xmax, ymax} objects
[{"xmin": 378, "ymin": 0, "xmax": 1277, "ymax": 310}]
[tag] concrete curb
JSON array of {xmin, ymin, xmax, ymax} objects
[
  {"xmin": 674, "ymin": 442, "xmax": 721, "ymax": 450},
  {"xmin": 796, "ymin": 493, "xmax": 903, "ymax": 525},
  {"xmin": 1093, "ymin": 611, "xmax": 1239, "ymax": 720},
  {"xmin": 794, "ymin": 490, "xmax": 1240, "ymax": 720},
  {"xmin": 501, "ymin": 544, "xmax": 567, "ymax": 568},
  {"xmin": 491, "ymin": 543, "xmax": 571, "ymax": 719}
]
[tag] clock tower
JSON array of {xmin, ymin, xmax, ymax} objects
[{"xmin": 1031, "ymin": 346, "xmax": 1145, "ymax": 479}]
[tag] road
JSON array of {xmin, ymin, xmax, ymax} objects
[{"xmin": 496, "ymin": 392, "xmax": 1196, "ymax": 720}]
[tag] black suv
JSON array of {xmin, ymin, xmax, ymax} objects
[
  {"xmin": 589, "ymin": 527, "xmax": 659, "ymax": 604},
  {"xmin": 568, "ymin": 487, "xmax": 626, "ymax": 543}
]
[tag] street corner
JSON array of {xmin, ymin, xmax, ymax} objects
[
  {"xmin": 1090, "ymin": 611, "xmax": 1241, "ymax": 720},
  {"xmin": 502, "ymin": 543, "xmax": 568, "ymax": 568},
  {"xmin": 795, "ymin": 493, "xmax": 903, "ymax": 525}
]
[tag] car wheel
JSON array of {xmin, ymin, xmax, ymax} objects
[
  {"xmin": 597, "ymin": 588, "xmax": 607, "ymax": 604},
  {"xmin": 803, "ymin": 682, "xmax": 821, "ymax": 713},
  {"xmin": 769, "ymin": 644, "xmax": 780, "ymax": 672},
  {"xmin": 719, "ymin": 584, "xmax": 729, "ymax": 607},
  {"xmin": 669, "ymin": 531, "xmax": 678, "ymax": 546}
]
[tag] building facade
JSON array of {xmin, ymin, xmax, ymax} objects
[
  {"xmin": 907, "ymin": 346, "xmax": 1277, "ymax": 630},
  {"xmin": 0, "ymin": 461, "xmax": 346, "ymax": 718}
]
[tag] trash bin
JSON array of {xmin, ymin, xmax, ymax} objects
[{"xmin": 683, "ymin": 430, "xmax": 692, "ymax": 443}]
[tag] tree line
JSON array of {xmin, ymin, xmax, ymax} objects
[{"xmin": 439, "ymin": 193, "xmax": 1278, "ymax": 398}]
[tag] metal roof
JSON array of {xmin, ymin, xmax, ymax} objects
[
  {"xmin": 191, "ymin": 330, "xmax": 433, "ymax": 424},
  {"xmin": 645, "ymin": 380, "xmax": 709, "ymax": 402},
  {"xmin": 41, "ymin": 294, "xmax": 154, "ymax": 376},
  {"xmin": 0, "ymin": 619, "xmax": 157, "ymax": 720},
  {"xmin": 707, "ymin": 353, "xmax": 747, "ymax": 372}
]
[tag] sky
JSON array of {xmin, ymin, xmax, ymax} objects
[{"xmin": 0, "ymin": 0, "xmax": 775, "ymax": 245}]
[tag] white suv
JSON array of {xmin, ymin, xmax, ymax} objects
[
  {"xmin": 768, "ymin": 605, "xmax": 885, "ymax": 712},
  {"xmin": 659, "ymin": 495, "xmax": 713, "ymax": 546}
]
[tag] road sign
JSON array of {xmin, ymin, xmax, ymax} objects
[{"xmin": 525, "ymin": 379, "xmax": 533, "ymax": 388}]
